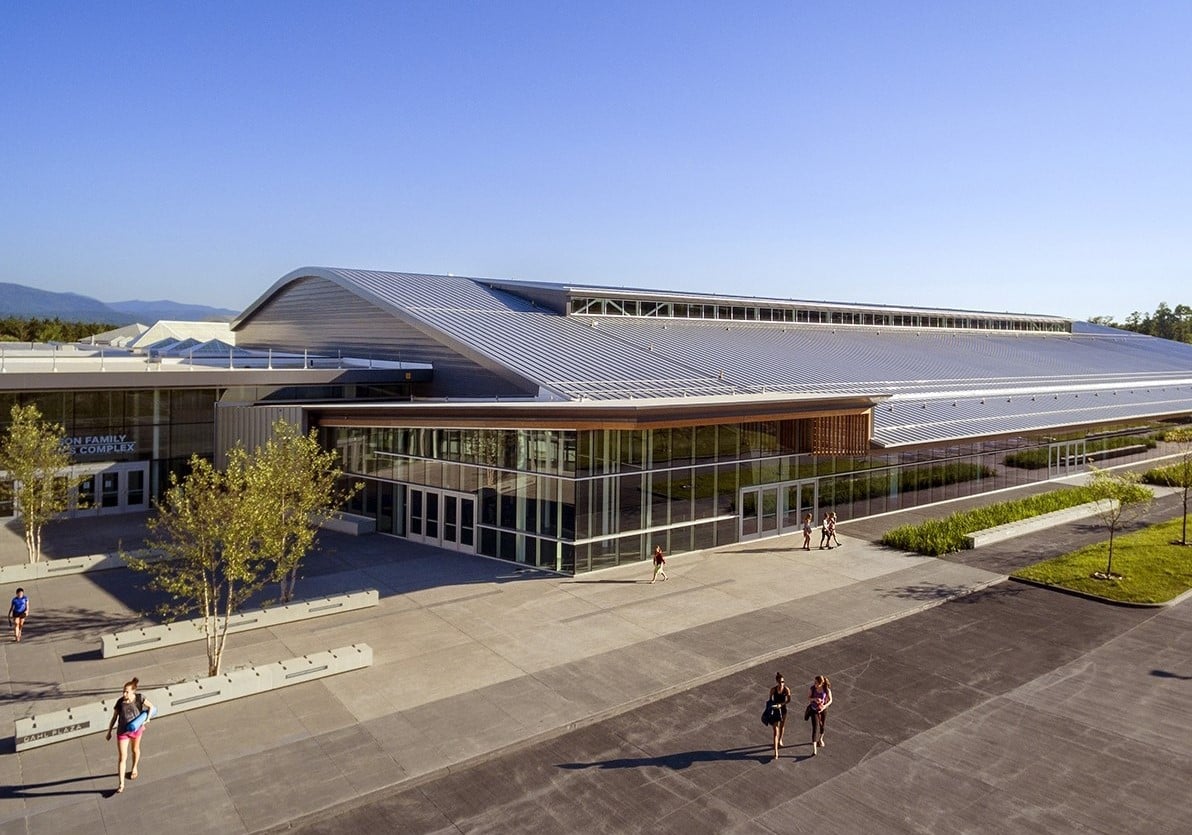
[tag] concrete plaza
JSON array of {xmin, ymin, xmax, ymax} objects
[{"xmin": 1, "ymin": 486, "xmax": 1189, "ymax": 834}]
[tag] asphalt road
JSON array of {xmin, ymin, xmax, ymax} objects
[{"xmin": 285, "ymin": 582, "xmax": 1192, "ymax": 834}]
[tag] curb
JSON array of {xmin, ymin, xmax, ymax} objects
[{"xmin": 1007, "ymin": 575, "xmax": 1189, "ymax": 608}]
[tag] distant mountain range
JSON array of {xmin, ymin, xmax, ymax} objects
[{"xmin": 0, "ymin": 282, "xmax": 238, "ymax": 325}]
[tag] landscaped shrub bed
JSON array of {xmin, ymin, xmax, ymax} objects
[
  {"xmin": 1004, "ymin": 436, "xmax": 1157, "ymax": 469},
  {"xmin": 1143, "ymin": 464, "xmax": 1185, "ymax": 487},
  {"xmin": 879, "ymin": 485, "xmax": 1102, "ymax": 556}
]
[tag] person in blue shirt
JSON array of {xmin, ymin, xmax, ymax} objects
[{"xmin": 8, "ymin": 588, "xmax": 28, "ymax": 642}]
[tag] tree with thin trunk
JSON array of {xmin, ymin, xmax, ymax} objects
[
  {"xmin": 249, "ymin": 419, "xmax": 359, "ymax": 603},
  {"xmin": 1086, "ymin": 466, "xmax": 1153, "ymax": 578},
  {"xmin": 1162, "ymin": 427, "xmax": 1192, "ymax": 545},
  {"xmin": 126, "ymin": 421, "xmax": 357, "ymax": 675},
  {"xmin": 0, "ymin": 404, "xmax": 85, "ymax": 563},
  {"xmin": 127, "ymin": 451, "xmax": 265, "ymax": 677}
]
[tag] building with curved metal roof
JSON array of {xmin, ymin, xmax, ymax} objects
[{"xmin": 225, "ymin": 266, "xmax": 1192, "ymax": 574}]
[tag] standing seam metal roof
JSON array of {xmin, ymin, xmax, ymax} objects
[{"xmin": 235, "ymin": 269, "xmax": 1192, "ymax": 445}]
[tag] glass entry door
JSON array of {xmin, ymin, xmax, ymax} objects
[
  {"xmin": 740, "ymin": 479, "xmax": 817, "ymax": 542},
  {"xmin": 1049, "ymin": 440, "xmax": 1086, "ymax": 479},
  {"xmin": 786, "ymin": 481, "xmax": 817, "ymax": 532},
  {"xmin": 740, "ymin": 485, "xmax": 780, "ymax": 539},
  {"xmin": 407, "ymin": 487, "xmax": 476, "ymax": 553},
  {"xmin": 70, "ymin": 461, "xmax": 150, "ymax": 517}
]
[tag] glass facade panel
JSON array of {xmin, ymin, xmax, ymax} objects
[
  {"xmin": 671, "ymin": 426, "xmax": 693, "ymax": 465},
  {"xmin": 321, "ymin": 418, "xmax": 1181, "ymax": 575},
  {"xmin": 694, "ymin": 425, "xmax": 717, "ymax": 464},
  {"xmin": 101, "ymin": 472, "xmax": 119, "ymax": 507}
]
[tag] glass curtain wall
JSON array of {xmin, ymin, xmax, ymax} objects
[
  {"xmin": 0, "ymin": 388, "xmax": 220, "ymax": 508},
  {"xmin": 324, "ymin": 420, "xmax": 1173, "ymax": 575}
]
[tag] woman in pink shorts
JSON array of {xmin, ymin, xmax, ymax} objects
[{"xmin": 106, "ymin": 677, "xmax": 154, "ymax": 793}]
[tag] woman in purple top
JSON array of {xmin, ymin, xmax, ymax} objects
[{"xmin": 808, "ymin": 675, "xmax": 832, "ymax": 753}]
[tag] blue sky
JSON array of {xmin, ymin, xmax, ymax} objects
[{"xmin": 2, "ymin": 1, "xmax": 1189, "ymax": 320}]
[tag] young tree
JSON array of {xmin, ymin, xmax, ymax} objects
[
  {"xmin": 249, "ymin": 419, "xmax": 359, "ymax": 603},
  {"xmin": 1086, "ymin": 466, "xmax": 1153, "ymax": 578},
  {"xmin": 0, "ymin": 404, "xmax": 85, "ymax": 563},
  {"xmin": 127, "ymin": 451, "xmax": 265, "ymax": 676},
  {"xmin": 1162, "ymin": 427, "xmax": 1192, "ymax": 545},
  {"xmin": 127, "ymin": 421, "xmax": 358, "ymax": 674}
]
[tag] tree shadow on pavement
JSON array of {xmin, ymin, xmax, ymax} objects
[
  {"xmin": 557, "ymin": 744, "xmax": 801, "ymax": 770},
  {"xmin": 33, "ymin": 605, "xmax": 145, "ymax": 642},
  {"xmin": 879, "ymin": 582, "xmax": 1024, "ymax": 603},
  {"xmin": 1, "ymin": 674, "xmax": 178, "ymax": 705},
  {"xmin": 1, "ymin": 679, "xmax": 116, "ymax": 705}
]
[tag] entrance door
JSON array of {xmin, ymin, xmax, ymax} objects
[
  {"xmin": 407, "ymin": 487, "xmax": 476, "ymax": 553},
  {"xmin": 70, "ymin": 461, "xmax": 150, "ymax": 517},
  {"xmin": 1049, "ymin": 440, "xmax": 1086, "ymax": 478},
  {"xmin": 740, "ymin": 485, "xmax": 781, "ymax": 540},
  {"xmin": 740, "ymin": 480, "xmax": 816, "ymax": 542},
  {"xmin": 790, "ymin": 481, "xmax": 816, "ymax": 532},
  {"xmin": 441, "ymin": 493, "xmax": 476, "ymax": 552}
]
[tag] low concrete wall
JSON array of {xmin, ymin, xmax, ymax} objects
[
  {"xmin": 316, "ymin": 511, "xmax": 376, "ymax": 535},
  {"xmin": 14, "ymin": 643, "xmax": 373, "ymax": 751},
  {"xmin": 0, "ymin": 547, "xmax": 162, "ymax": 585},
  {"xmin": 101, "ymin": 589, "xmax": 380, "ymax": 657},
  {"xmin": 966, "ymin": 499, "xmax": 1120, "ymax": 549}
]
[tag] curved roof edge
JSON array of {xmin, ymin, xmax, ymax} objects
[
  {"xmin": 233, "ymin": 267, "xmax": 397, "ymax": 330},
  {"xmin": 230, "ymin": 266, "xmax": 551, "ymax": 398}
]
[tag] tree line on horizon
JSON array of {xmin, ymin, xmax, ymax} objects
[
  {"xmin": 1090, "ymin": 302, "xmax": 1192, "ymax": 344},
  {"xmin": 0, "ymin": 316, "xmax": 117, "ymax": 343}
]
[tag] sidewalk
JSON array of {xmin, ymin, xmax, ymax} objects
[
  {"xmin": 4, "ymin": 466, "xmax": 1186, "ymax": 835},
  {"xmin": 1, "ymin": 513, "xmax": 1004, "ymax": 834}
]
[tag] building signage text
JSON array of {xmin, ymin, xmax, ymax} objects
[
  {"xmin": 17, "ymin": 719, "xmax": 91, "ymax": 746},
  {"xmin": 69, "ymin": 435, "xmax": 136, "ymax": 456}
]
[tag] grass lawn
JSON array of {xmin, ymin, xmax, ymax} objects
[{"xmin": 1013, "ymin": 517, "xmax": 1192, "ymax": 603}]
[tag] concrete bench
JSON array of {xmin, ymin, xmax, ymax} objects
[
  {"xmin": 0, "ymin": 547, "xmax": 163, "ymax": 585},
  {"xmin": 965, "ymin": 499, "xmax": 1120, "ymax": 549},
  {"xmin": 101, "ymin": 589, "xmax": 380, "ymax": 657},
  {"xmin": 14, "ymin": 643, "xmax": 372, "ymax": 751}
]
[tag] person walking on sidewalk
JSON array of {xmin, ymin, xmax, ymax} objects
[
  {"xmin": 807, "ymin": 674, "xmax": 832, "ymax": 754},
  {"xmin": 650, "ymin": 544, "xmax": 668, "ymax": 583},
  {"xmin": 801, "ymin": 514, "xmax": 813, "ymax": 551},
  {"xmin": 767, "ymin": 672, "xmax": 792, "ymax": 760},
  {"xmin": 106, "ymin": 677, "xmax": 155, "ymax": 793},
  {"xmin": 8, "ymin": 588, "xmax": 28, "ymax": 642},
  {"xmin": 819, "ymin": 513, "xmax": 832, "ymax": 549},
  {"xmin": 827, "ymin": 512, "xmax": 840, "ymax": 548}
]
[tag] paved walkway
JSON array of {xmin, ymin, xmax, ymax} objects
[
  {"xmin": 0, "ymin": 471, "xmax": 1187, "ymax": 834},
  {"xmin": 292, "ymin": 585, "xmax": 1192, "ymax": 834}
]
